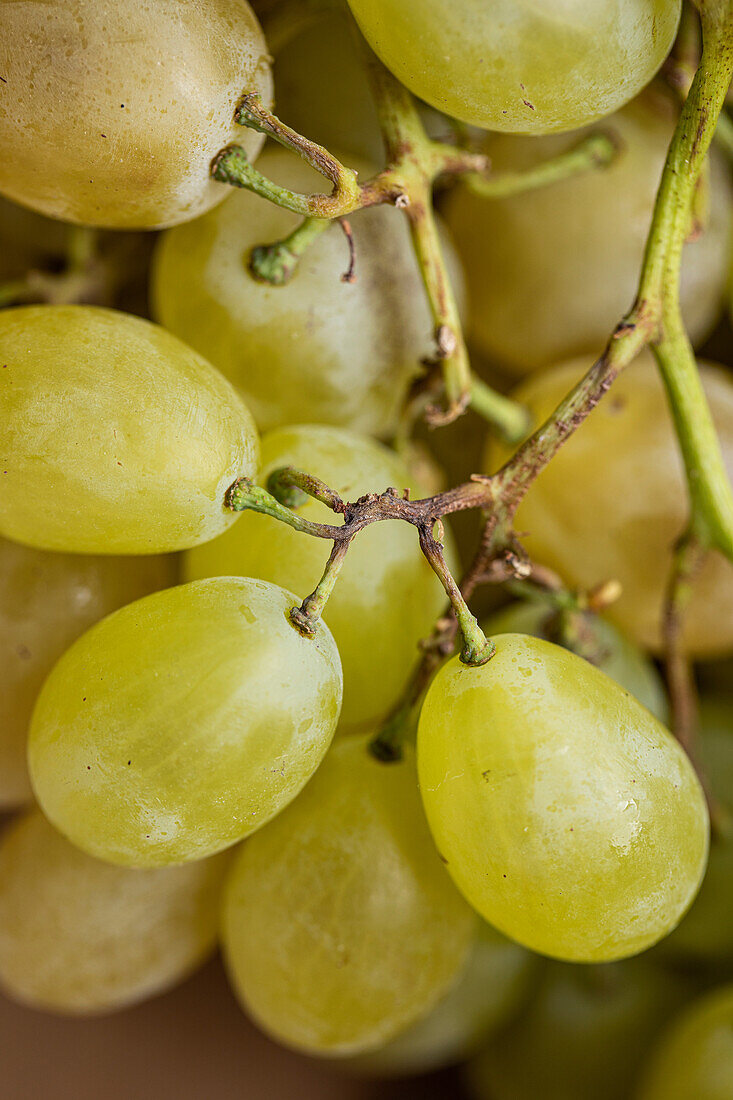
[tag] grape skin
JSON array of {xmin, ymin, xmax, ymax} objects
[
  {"xmin": 0, "ymin": 536, "xmax": 177, "ymax": 809},
  {"xmin": 0, "ymin": 305, "xmax": 259, "ymax": 555},
  {"xmin": 418, "ymin": 634, "xmax": 709, "ymax": 962},
  {"xmin": 28, "ymin": 578, "xmax": 343, "ymax": 867},
  {"xmin": 637, "ymin": 985, "xmax": 733, "ymax": 1099},
  {"xmin": 346, "ymin": 0, "xmax": 681, "ymax": 135},
  {"xmin": 487, "ymin": 355, "xmax": 733, "ymax": 655},
  {"xmin": 152, "ymin": 149, "xmax": 465, "ymax": 438},
  {"xmin": 184, "ymin": 425, "xmax": 456, "ymax": 732},
  {"xmin": 222, "ymin": 735, "xmax": 476, "ymax": 1056},
  {"xmin": 445, "ymin": 94, "xmax": 732, "ymax": 376},
  {"xmin": 0, "ymin": 810, "xmax": 228, "ymax": 1014},
  {"xmin": 0, "ymin": 0, "xmax": 272, "ymax": 229}
]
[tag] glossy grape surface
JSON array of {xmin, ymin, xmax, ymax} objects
[
  {"xmin": 664, "ymin": 699, "xmax": 733, "ymax": 962},
  {"xmin": 29, "ymin": 578, "xmax": 342, "ymax": 867},
  {"xmin": 637, "ymin": 985, "xmax": 733, "ymax": 1100},
  {"xmin": 488, "ymin": 355, "xmax": 733, "ymax": 654},
  {"xmin": 483, "ymin": 600, "xmax": 668, "ymax": 721},
  {"xmin": 222, "ymin": 735, "xmax": 476, "ymax": 1056},
  {"xmin": 0, "ymin": 0, "xmax": 272, "ymax": 228},
  {"xmin": 0, "ymin": 536, "xmax": 176, "ymax": 809},
  {"xmin": 348, "ymin": 922, "xmax": 535, "ymax": 1077},
  {"xmin": 152, "ymin": 149, "xmax": 464, "ymax": 436},
  {"xmin": 346, "ymin": 0, "xmax": 681, "ymax": 134},
  {"xmin": 0, "ymin": 306, "xmax": 259, "ymax": 554},
  {"xmin": 467, "ymin": 958, "xmax": 691, "ymax": 1100},
  {"xmin": 0, "ymin": 810, "xmax": 228, "ymax": 1014},
  {"xmin": 418, "ymin": 634, "xmax": 709, "ymax": 962},
  {"xmin": 184, "ymin": 425, "xmax": 454, "ymax": 731},
  {"xmin": 446, "ymin": 95, "xmax": 732, "ymax": 375}
]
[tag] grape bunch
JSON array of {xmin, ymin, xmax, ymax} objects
[{"xmin": 0, "ymin": 1, "xmax": 732, "ymax": 1098}]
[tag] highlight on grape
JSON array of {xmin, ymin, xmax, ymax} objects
[{"xmin": 1, "ymin": 1, "xmax": 733, "ymax": 1097}]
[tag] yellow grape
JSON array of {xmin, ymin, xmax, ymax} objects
[
  {"xmin": 418, "ymin": 634, "xmax": 708, "ymax": 962},
  {"xmin": 185, "ymin": 425, "xmax": 454, "ymax": 731},
  {"xmin": 467, "ymin": 958, "xmax": 692, "ymax": 1100},
  {"xmin": 221, "ymin": 735, "xmax": 476, "ymax": 1056},
  {"xmin": 0, "ymin": 536, "xmax": 177, "ymax": 809},
  {"xmin": 637, "ymin": 985, "xmax": 733, "ymax": 1100},
  {"xmin": 346, "ymin": 922, "xmax": 536, "ymax": 1077},
  {"xmin": 663, "ymin": 698, "xmax": 733, "ymax": 962},
  {"xmin": 0, "ymin": 305, "xmax": 259, "ymax": 554},
  {"xmin": 28, "ymin": 578, "xmax": 342, "ymax": 867},
  {"xmin": 488, "ymin": 354, "xmax": 733, "ymax": 655},
  {"xmin": 0, "ymin": 810, "xmax": 228, "ymax": 1014},
  {"xmin": 345, "ymin": 0, "xmax": 681, "ymax": 134},
  {"xmin": 152, "ymin": 149, "xmax": 465, "ymax": 436},
  {"xmin": 483, "ymin": 600, "xmax": 668, "ymax": 722},
  {"xmin": 0, "ymin": 0, "xmax": 272, "ymax": 229},
  {"xmin": 445, "ymin": 94, "xmax": 732, "ymax": 376}
]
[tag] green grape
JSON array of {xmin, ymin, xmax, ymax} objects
[
  {"xmin": 663, "ymin": 699, "xmax": 733, "ymax": 962},
  {"xmin": 28, "ymin": 577, "xmax": 342, "ymax": 867},
  {"xmin": 483, "ymin": 600, "xmax": 669, "ymax": 722},
  {"xmin": 637, "ymin": 985, "xmax": 733, "ymax": 1100},
  {"xmin": 345, "ymin": 0, "xmax": 681, "ymax": 134},
  {"xmin": 221, "ymin": 735, "xmax": 476, "ymax": 1056},
  {"xmin": 345, "ymin": 922, "xmax": 536, "ymax": 1077},
  {"xmin": 0, "ymin": 536, "xmax": 177, "ymax": 809},
  {"xmin": 418, "ymin": 634, "xmax": 709, "ymax": 962},
  {"xmin": 0, "ymin": 0, "xmax": 272, "ymax": 229},
  {"xmin": 445, "ymin": 94, "xmax": 732, "ymax": 376},
  {"xmin": 152, "ymin": 149, "xmax": 465, "ymax": 437},
  {"xmin": 0, "ymin": 809, "xmax": 228, "ymax": 1014},
  {"xmin": 184, "ymin": 425, "xmax": 454, "ymax": 731},
  {"xmin": 0, "ymin": 305, "xmax": 259, "ymax": 554},
  {"xmin": 467, "ymin": 958, "xmax": 692, "ymax": 1100},
  {"xmin": 488, "ymin": 354, "xmax": 733, "ymax": 655}
]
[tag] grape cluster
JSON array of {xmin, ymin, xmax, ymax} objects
[{"xmin": 0, "ymin": 1, "xmax": 732, "ymax": 1098}]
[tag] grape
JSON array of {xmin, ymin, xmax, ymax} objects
[
  {"xmin": 152, "ymin": 149, "xmax": 465, "ymax": 437},
  {"xmin": 0, "ymin": 810, "xmax": 228, "ymax": 1014},
  {"xmin": 482, "ymin": 600, "xmax": 668, "ymax": 721},
  {"xmin": 418, "ymin": 634, "xmax": 709, "ymax": 962},
  {"xmin": 445, "ymin": 93, "xmax": 732, "ymax": 376},
  {"xmin": 0, "ymin": 536, "xmax": 176, "ymax": 809},
  {"xmin": 28, "ymin": 577, "xmax": 342, "ymax": 867},
  {"xmin": 346, "ymin": 922, "xmax": 536, "ymax": 1077},
  {"xmin": 0, "ymin": 0, "xmax": 272, "ymax": 229},
  {"xmin": 637, "ymin": 985, "xmax": 733, "ymax": 1100},
  {"xmin": 488, "ymin": 355, "xmax": 733, "ymax": 655},
  {"xmin": 184, "ymin": 425, "xmax": 454, "ymax": 731},
  {"xmin": 345, "ymin": 0, "xmax": 681, "ymax": 135},
  {"xmin": 221, "ymin": 735, "xmax": 476, "ymax": 1056},
  {"xmin": 0, "ymin": 305, "xmax": 259, "ymax": 554},
  {"xmin": 466, "ymin": 957, "xmax": 692, "ymax": 1100},
  {"xmin": 663, "ymin": 698, "xmax": 733, "ymax": 962}
]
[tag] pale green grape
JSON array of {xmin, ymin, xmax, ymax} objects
[
  {"xmin": 184, "ymin": 425, "xmax": 454, "ymax": 731},
  {"xmin": 0, "ymin": 810, "xmax": 228, "ymax": 1014},
  {"xmin": 446, "ymin": 94, "xmax": 732, "ymax": 375},
  {"xmin": 488, "ymin": 354, "xmax": 733, "ymax": 655},
  {"xmin": 29, "ymin": 577, "xmax": 342, "ymax": 867},
  {"xmin": 0, "ymin": 0, "xmax": 272, "ymax": 229},
  {"xmin": 346, "ymin": 0, "xmax": 681, "ymax": 134},
  {"xmin": 637, "ymin": 985, "xmax": 733, "ymax": 1100},
  {"xmin": 345, "ymin": 922, "xmax": 536, "ymax": 1077},
  {"xmin": 222, "ymin": 735, "xmax": 476, "ymax": 1056},
  {"xmin": 0, "ymin": 536, "xmax": 177, "ymax": 809},
  {"xmin": 483, "ymin": 600, "xmax": 668, "ymax": 721},
  {"xmin": 0, "ymin": 306, "xmax": 259, "ymax": 554},
  {"xmin": 467, "ymin": 958, "xmax": 692, "ymax": 1100},
  {"xmin": 152, "ymin": 149, "xmax": 465, "ymax": 436},
  {"xmin": 663, "ymin": 699, "xmax": 733, "ymax": 962},
  {"xmin": 418, "ymin": 634, "xmax": 709, "ymax": 962}
]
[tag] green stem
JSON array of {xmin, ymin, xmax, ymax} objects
[
  {"xmin": 225, "ymin": 477, "xmax": 344, "ymax": 539},
  {"xmin": 290, "ymin": 538, "xmax": 352, "ymax": 636},
  {"xmin": 464, "ymin": 131, "xmax": 619, "ymax": 200},
  {"xmin": 471, "ymin": 376, "xmax": 532, "ymax": 444},
  {"xmin": 267, "ymin": 466, "xmax": 346, "ymax": 512},
  {"xmin": 250, "ymin": 217, "xmax": 331, "ymax": 284},
  {"xmin": 417, "ymin": 526, "xmax": 495, "ymax": 665}
]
